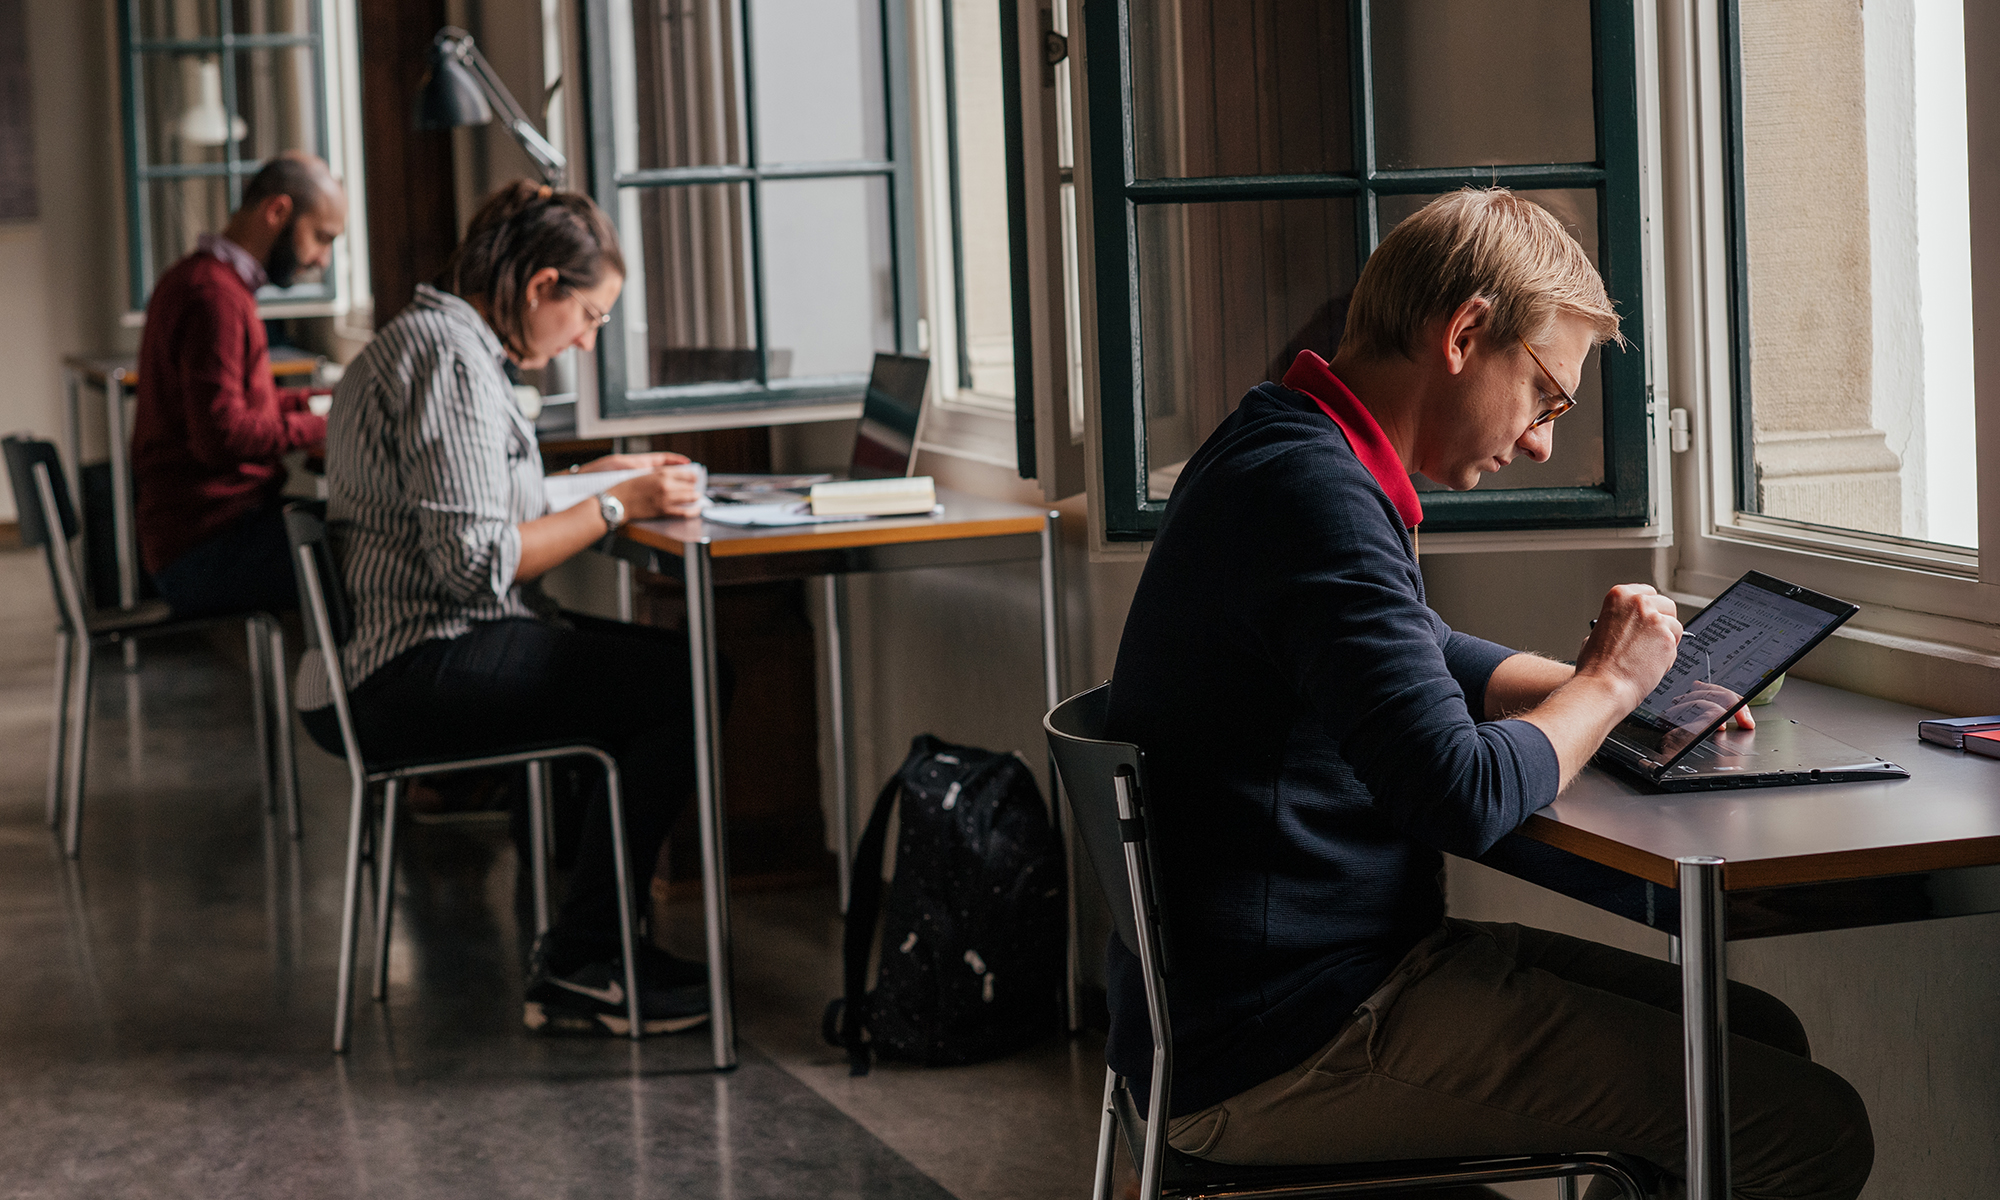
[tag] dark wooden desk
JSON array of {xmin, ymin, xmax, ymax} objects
[
  {"xmin": 1509, "ymin": 679, "xmax": 2000, "ymax": 1199},
  {"xmin": 611, "ymin": 490, "xmax": 1069, "ymax": 1070}
]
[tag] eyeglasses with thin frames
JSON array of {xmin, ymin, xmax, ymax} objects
[
  {"xmin": 1519, "ymin": 339, "xmax": 1577, "ymax": 430},
  {"xmin": 573, "ymin": 292, "xmax": 612, "ymax": 329}
]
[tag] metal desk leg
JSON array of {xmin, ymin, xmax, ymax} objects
[
  {"xmin": 1678, "ymin": 856, "xmax": 1730, "ymax": 1200},
  {"xmin": 685, "ymin": 541, "xmax": 737, "ymax": 1069},
  {"xmin": 820, "ymin": 574, "xmax": 853, "ymax": 912},
  {"xmin": 1039, "ymin": 511, "xmax": 1079, "ymax": 1032},
  {"xmin": 616, "ymin": 558, "xmax": 635, "ymax": 623}
]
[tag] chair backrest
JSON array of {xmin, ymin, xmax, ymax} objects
[
  {"xmin": 2, "ymin": 436, "xmax": 79, "ymax": 548},
  {"xmin": 1045, "ymin": 684, "xmax": 1148, "ymax": 955},
  {"xmin": 281, "ymin": 500, "xmax": 354, "ymax": 652},
  {"xmin": 4, "ymin": 436, "xmax": 90, "ymax": 634},
  {"xmin": 1045, "ymin": 682, "xmax": 1178, "ymax": 1190}
]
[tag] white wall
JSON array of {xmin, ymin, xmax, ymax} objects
[{"xmin": 0, "ymin": 0, "xmax": 127, "ymax": 524}]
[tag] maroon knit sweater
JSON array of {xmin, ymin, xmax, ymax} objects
[{"xmin": 131, "ymin": 252, "xmax": 326, "ymax": 574}]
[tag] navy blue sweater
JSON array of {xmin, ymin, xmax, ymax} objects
[{"xmin": 1104, "ymin": 381, "xmax": 1561, "ymax": 1117}]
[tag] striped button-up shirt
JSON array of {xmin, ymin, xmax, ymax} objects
[{"xmin": 295, "ymin": 285, "xmax": 549, "ymax": 711}]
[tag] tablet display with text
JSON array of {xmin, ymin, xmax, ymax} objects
[{"xmin": 1605, "ymin": 572, "xmax": 1858, "ymax": 770}]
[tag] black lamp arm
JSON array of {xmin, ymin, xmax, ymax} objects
[{"xmin": 437, "ymin": 27, "xmax": 567, "ymax": 187}]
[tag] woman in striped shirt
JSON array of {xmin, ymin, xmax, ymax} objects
[{"xmin": 298, "ymin": 181, "xmax": 711, "ymax": 1036}]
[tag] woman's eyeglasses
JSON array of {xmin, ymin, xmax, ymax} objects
[
  {"xmin": 1519, "ymin": 339, "xmax": 1577, "ymax": 430},
  {"xmin": 573, "ymin": 293, "xmax": 612, "ymax": 329}
]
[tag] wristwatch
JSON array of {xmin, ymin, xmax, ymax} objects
[{"xmin": 596, "ymin": 490, "xmax": 627, "ymax": 532}]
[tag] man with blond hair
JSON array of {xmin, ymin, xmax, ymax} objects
[{"xmin": 1104, "ymin": 189, "xmax": 1871, "ymax": 1199}]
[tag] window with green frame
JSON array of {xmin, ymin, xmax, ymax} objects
[
  {"xmin": 1082, "ymin": 0, "xmax": 1648, "ymax": 541},
  {"xmin": 117, "ymin": 0, "xmax": 333, "ymax": 312},
  {"xmin": 581, "ymin": 0, "xmax": 920, "ymax": 423}
]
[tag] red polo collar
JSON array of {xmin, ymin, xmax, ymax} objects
[{"xmin": 1281, "ymin": 351, "xmax": 1423, "ymax": 529}]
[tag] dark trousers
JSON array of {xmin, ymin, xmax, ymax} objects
[
  {"xmin": 152, "ymin": 502, "xmax": 299, "ymax": 618},
  {"xmin": 302, "ymin": 613, "xmax": 709, "ymax": 964}
]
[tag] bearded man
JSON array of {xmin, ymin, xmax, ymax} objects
[{"xmin": 131, "ymin": 151, "xmax": 347, "ymax": 617}]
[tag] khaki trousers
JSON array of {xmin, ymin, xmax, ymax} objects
[{"xmin": 1165, "ymin": 920, "xmax": 1871, "ymax": 1200}]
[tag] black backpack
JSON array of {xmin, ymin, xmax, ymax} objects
[{"xmin": 824, "ymin": 735, "xmax": 1066, "ymax": 1075}]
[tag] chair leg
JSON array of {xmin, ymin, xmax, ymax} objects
[
  {"xmin": 331, "ymin": 770, "xmax": 370, "ymax": 1053},
  {"xmin": 601, "ymin": 763, "xmax": 644, "ymax": 1040},
  {"xmin": 526, "ymin": 761, "xmax": 552, "ymax": 937},
  {"xmin": 265, "ymin": 621, "xmax": 302, "ymax": 840},
  {"xmin": 1558, "ymin": 1176, "xmax": 1581, "ymax": 1200},
  {"xmin": 47, "ymin": 629, "xmax": 73, "ymax": 830},
  {"xmin": 1092, "ymin": 1068, "xmax": 1120, "ymax": 1200},
  {"xmin": 245, "ymin": 619, "xmax": 274, "ymax": 814},
  {"xmin": 372, "ymin": 779, "xmax": 402, "ymax": 1002},
  {"xmin": 61, "ymin": 636, "xmax": 93, "ymax": 859}
]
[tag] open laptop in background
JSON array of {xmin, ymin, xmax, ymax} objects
[
  {"xmin": 1594, "ymin": 571, "xmax": 1908, "ymax": 792},
  {"xmin": 706, "ymin": 353, "xmax": 929, "ymax": 502}
]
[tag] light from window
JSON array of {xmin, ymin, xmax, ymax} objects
[{"xmin": 1729, "ymin": 0, "xmax": 1974, "ymax": 548}]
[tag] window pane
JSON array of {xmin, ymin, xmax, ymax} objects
[
  {"xmin": 630, "ymin": 183, "xmax": 758, "ymax": 386},
  {"xmin": 761, "ymin": 176, "xmax": 896, "ymax": 378},
  {"xmin": 1378, "ymin": 189, "xmax": 1605, "ymax": 490},
  {"xmin": 235, "ymin": 48, "xmax": 321, "ymax": 164},
  {"xmin": 1371, "ymin": 0, "xmax": 1595, "ymax": 169},
  {"xmin": 629, "ymin": 0, "xmax": 748, "ymax": 170},
  {"xmin": 946, "ymin": 0, "xmax": 1014, "ymax": 401},
  {"xmin": 232, "ymin": 0, "xmax": 313, "ymax": 35},
  {"xmin": 142, "ymin": 54, "xmax": 233, "ymax": 167},
  {"xmin": 749, "ymin": 0, "xmax": 886, "ymax": 164},
  {"xmin": 147, "ymin": 176, "xmax": 231, "ymax": 284},
  {"xmin": 138, "ymin": 0, "xmax": 219, "ymax": 41},
  {"xmin": 1733, "ymin": 1, "xmax": 1974, "ymax": 547},
  {"xmin": 1129, "ymin": 0, "xmax": 1351, "ymax": 179},
  {"xmin": 1136, "ymin": 198, "xmax": 1357, "ymax": 499}
]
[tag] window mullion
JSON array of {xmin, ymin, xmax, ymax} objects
[
  {"xmin": 737, "ymin": 0, "xmax": 770, "ymax": 387},
  {"xmin": 1350, "ymin": 0, "xmax": 1378, "ymax": 251},
  {"xmin": 218, "ymin": 0, "xmax": 240, "ymax": 210}
]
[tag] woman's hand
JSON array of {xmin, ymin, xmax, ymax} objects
[
  {"xmin": 575, "ymin": 450, "xmax": 690, "ymax": 473},
  {"xmin": 609, "ymin": 464, "xmax": 706, "ymax": 520}
]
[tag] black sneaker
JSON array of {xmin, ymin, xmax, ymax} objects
[
  {"xmin": 524, "ymin": 952, "xmax": 709, "ymax": 1037},
  {"xmin": 635, "ymin": 943, "xmax": 709, "ymax": 988}
]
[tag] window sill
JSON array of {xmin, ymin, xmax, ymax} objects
[{"xmin": 1417, "ymin": 523, "xmax": 1672, "ymax": 555}]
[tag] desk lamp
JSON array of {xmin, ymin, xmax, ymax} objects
[
  {"xmin": 415, "ymin": 26, "xmax": 578, "ymax": 416},
  {"xmin": 413, "ymin": 26, "xmax": 565, "ymax": 187}
]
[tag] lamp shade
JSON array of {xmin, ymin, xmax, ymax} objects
[{"xmin": 414, "ymin": 44, "xmax": 492, "ymax": 130}]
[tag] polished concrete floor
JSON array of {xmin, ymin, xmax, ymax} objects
[{"xmin": 0, "ymin": 545, "xmax": 1108, "ymax": 1199}]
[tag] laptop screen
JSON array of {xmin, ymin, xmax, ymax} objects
[
  {"xmin": 850, "ymin": 353, "xmax": 929, "ymax": 480},
  {"xmin": 1607, "ymin": 571, "xmax": 1857, "ymax": 768}
]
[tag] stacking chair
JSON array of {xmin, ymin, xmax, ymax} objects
[
  {"xmin": 281, "ymin": 501, "xmax": 646, "ymax": 1052},
  {"xmin": 1044, "ymin": 683, "xmax": 1645, "ymax": 1200},
  {"xmin": 3, "ymin": 435, "xmax": 300, "ymax": 858}
]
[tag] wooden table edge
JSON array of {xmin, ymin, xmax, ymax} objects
[
  {"xmin": 621, "ymin": 512, "xmax": 1047, "ymax": 558},
  {"xmin": 1519, "ymin": 814, "xmax": 2000, "ymax": 891}
]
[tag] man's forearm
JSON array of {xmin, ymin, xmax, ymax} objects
[
  {"xmin": 1484, "ymin": 652, "xmax": 1576, "ymax": 720},
  {"xmin": 1520, "ymin": 673, "xmax": 1640, "ymax": 790}
]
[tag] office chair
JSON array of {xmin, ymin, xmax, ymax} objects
[
  {"xmin": 1044, "ymin": 683, "xmax": 1646, "ymax": 1200},
  {"xmin": 282, "ymin": 501, "xmax": 646, "ymax": 1052},
  {"xmin": 3, "ymin": 435, "xmax": 300, "ymax": 858}
]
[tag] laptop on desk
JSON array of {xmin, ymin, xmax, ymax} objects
[
  {"xmin": 706, "ymin": 353, "xmax": 929, "ymax": 501},
  {"xmin": 1594, "ymin": 571, "xmax": 1908, "ymax": 792}
]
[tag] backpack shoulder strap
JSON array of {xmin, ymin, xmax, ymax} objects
[{"xmin": 836, "ymin": 761, "xmax": 911, "ymax": 1076}]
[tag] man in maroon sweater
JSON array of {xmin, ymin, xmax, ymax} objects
[{"xmin": 132, "ymin": 152, "xmax": 347, "ymax": 617}]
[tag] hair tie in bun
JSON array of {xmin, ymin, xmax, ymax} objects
[{"xmin": 537, "ymin": 185, "xmax": 553, "ymax": 200}]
